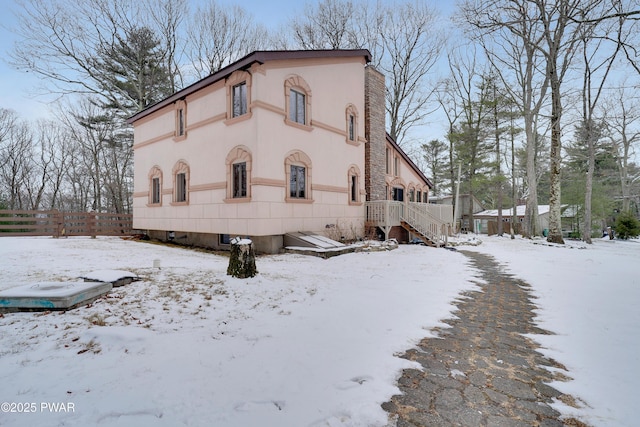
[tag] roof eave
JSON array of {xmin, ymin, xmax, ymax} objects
[{"xmin": 385, "ymin": 133, "xmax": 434, "ymax": 189}]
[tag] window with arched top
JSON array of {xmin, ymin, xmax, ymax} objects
[
  {"xmin": 284, "ymin": 150, "xmax": 313, "ymax": 202},
  {"xmin": 148, "ymin": 166, "xmax": 163, "ymax": 206},
  {"xmin": 284, "ymin": 75, "xmax": 312, "ymax": 130},
  {"xmin": 348, "ymin": 165, "xmax": 362, "ymax": 205},
  {"xmin": 225, "ymin": 146, "xmax": 252, "ymax": 202},
  {"xmin": 387, "ymin": 177, "xmax": 406, "ymax": 201},
  {"xmin": 408, "ymin": 184, "xmax": 416, "ymax": 202},
  {"xmin": 225, "ymin": 70, "xmax": 252, "ymax": 124},
  {"xmin": 416, "ymin": 185, "xmax": 423, "ymax": 203},
  {"xmin": 345, "ymin": 104, "xmax": 359, "ymax": 145},
  {"xmin": 172, "ymin": 160, "xmax": 190, "ymax": 205}
]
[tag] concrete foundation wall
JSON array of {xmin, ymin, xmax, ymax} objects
[{"xmin": 145, "ymin": 229, "xmax": 284, "ymax": 254}]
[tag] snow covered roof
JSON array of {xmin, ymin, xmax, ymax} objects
[
  {"xmin": 475, "ymin": 205, "xmax": 551, "ymax": 218},
  {"xmin": 475, "ymin": 204, "xmax": 578, "ymax": 218}
]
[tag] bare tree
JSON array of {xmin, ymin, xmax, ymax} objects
[
  {"xmin": 0, "ymin": 110, "xmax": 41, "ymax": 209},
  {"xmin": 575, "ymin": 9, "xmax": 625, "ymax": 243},
  {"xmin": 185, "ymin": 1, "xmax": 269, "ymax": 79},
  {"xmin": 36, "ymin": 120, "xmax": 73, "ymax": 209},
  {"xmin": 540, "ymin": 0, "xmax": 592, "ymax": 244},
  {"xmin": 0, "ymin": 109, "xmax": 16, "ymax": 143},
  {"xmin": 10, "ymin": 0, "xmax": 180, "ymax": 106},
  {"xmin": 54, "ymin": 98, "xmax": 132, "ymax": 213},
  {"xmin": 459, "ymin": 0, "xmax": 613, "ymax": 243},
  {"xmin": 290, "ymin": 0, "xmax": 356, "ymax": 49},
  {"xmin": 144, "ymin": 0, "xmax": 188, "ymax": 92},
  {"xmin": 287, "ymin": 0, "xmax": 444, "ymax": 147},
  {"xmin": 459, "ymin": 0, "xmax": 550, "ymax": 237},
  {"xmin": 378, "ymin": 1, "xmax": 443, "ymax": 145},
  {"xmin": 604, "ymin": 84, "xmax": 640, "ymax": 214},
  {"xmin": 436, "ymin": 68, "xmax": 465, "ymax": 214}
]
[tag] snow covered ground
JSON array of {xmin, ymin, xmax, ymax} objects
[
  {"xmin": 0, "ymin": 235, "xmax": 637, "ymax": 426},
  {"xmin": 462, "ymin": 236, "xmax": 640, "ymax": 427}
]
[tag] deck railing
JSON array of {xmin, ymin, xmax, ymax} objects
[
  {"xmin": 365, "ymin": 201, "xmax": 452, "ymax": 246},
  {"xmin": 365, "ymin": 201, "xmax": 404, "ymax": 226}
]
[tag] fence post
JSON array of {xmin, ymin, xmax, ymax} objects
[
  {"xmin": 89, "ymin": 211, "xmax": 97, "ymax": 239},
  {"xmin": 53, "ymin": 209, "xmax": 62, "ymax": 238}
]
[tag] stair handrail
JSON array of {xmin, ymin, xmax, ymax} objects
[{"xmin": 401, "ymin": 203, "xmax": 449, "ymax": 247}]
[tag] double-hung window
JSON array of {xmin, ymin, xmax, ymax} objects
[
  {"xmin": 152, "ymin": 177, "xmax": 161, "ymax": 204},
  {"xmin": 385, "ymin": 148, "xmax": 390, "ymax": 174},
  {"xmin": 348, "ymin": 114, "xmax": 355, "ymax": 141},
  {"xmin": 290, "ymin": 165, "xmax": 306, "ymax": 198},
  {"xmin": 177, "ymin": 108, "xmax": 185, "ymax": 136},
  {"xmin": 232, "ymin": 82, "xmax": 247, "ymax": 117},
  {"xmin": 175, "ymin": 172, "xmax": 187, "ymax": 202},
  {"xmin": 289, "ymin": 89, "xmax": 306, "ymax": 124},
  {"xmin": 350, "ymin": 175, "xmax": 357, "ymax": 202},
  {"xmin": 232, "ymin": 162, "xmax": 247, "ymax": 198}
]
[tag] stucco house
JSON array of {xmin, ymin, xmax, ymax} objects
[{"xmin": 128, "ymin": 50, "xmax": 449, "ymax": 253}]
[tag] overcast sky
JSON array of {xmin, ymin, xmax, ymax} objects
[
  {"xmin": 0, "ymin": 0, "xmax": 454, "ymax": 148},
  {"xmin": 0, "ymin": 0, "xmax": 306, "ymax": 120}
]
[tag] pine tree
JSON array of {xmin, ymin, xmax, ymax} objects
[
  {"xmin": 614, "ymin": 211, "xmax": 640, "ymax": 240},
  {"xmin": 96, "ymin": 26, "xmax": 173, "ymax": 116},
  {"xmin": 421, "ymin": 139, "xmax": 450, "ymax": 196}
]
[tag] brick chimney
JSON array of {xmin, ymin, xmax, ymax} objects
[{"xmin": 364, "ymin": 66, "xmax": 387, "ymax": 201}]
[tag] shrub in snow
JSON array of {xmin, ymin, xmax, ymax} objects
[{"xmin": 614, "ymin": 211, "xmax": 640, "ymax": 240}]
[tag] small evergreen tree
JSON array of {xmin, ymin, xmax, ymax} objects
[
  {"xmin": 421, "ymin": 139, "xmax": 449, "ymax": 196},
  {"xmin": 614, "ymin": 211, "xmax": 640, "ymax": 240}
]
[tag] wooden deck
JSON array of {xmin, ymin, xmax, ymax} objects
[{"xmin": 365, "ymin": 201, "xmax": 453, "ymax": 247}]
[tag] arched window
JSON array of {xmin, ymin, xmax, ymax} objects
[
  {"xmin": 388, "ymin": 177, "xmax": 406, "ymax": 201},
  {"xmin": 345, "ymin": 104, "xmax": 359, "ymax": 145},
  {"xmin": 415, "ymin": 185, "xmax": 423, "ymax": 203},
  {"xmin": 148, "ymin": 166, "xmax": 163, "ymax": 206},
  {"xmin": 285, "ymin": 150, "xmax": 313, "ymax": 202},
  {"xmin": 408, "ymin": 184, "xmax": 416, "ymax": 202},
  {"xmin": 172, "ymin": 160, "xmax": 190, "ymax": 205},
  {"xmin": 284, "ymin": 75, "xmax": 312, "ymax": 129},
  {"xmin": 225, "ymin": 70, "xmax": 252, "ymax": 124},
  {"xmin": 225, "ymin": 146, "xmax": 252, "ymax": 201},
  {"xmin": 348, "ymin": 165, "xmax": 362, "ymax": 205}
]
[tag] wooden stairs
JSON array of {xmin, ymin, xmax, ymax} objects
[{"xmin": 401, "ymin": 221, "xmax": 438, "ymax": 247}]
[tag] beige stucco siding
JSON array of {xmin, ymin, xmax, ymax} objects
[
  {"xmin": 133, "ymin": 56, "xmax": 366, "ymax": 237},
  {"xmin": 384, "ymin": 143, "xmax": 431, "ymax": 201}
]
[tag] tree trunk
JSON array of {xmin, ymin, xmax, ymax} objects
[
  {"xmin": 227, "ymin": 238, "xmax": 257, "ymax": 278},
  {"xmin": 547, "ymin": 68, "xmax": 565, "ymax": 244},
  {"xmin": 495, "ymin": 86, "xmax": 503, "ymax": 236},
  {"xmin": 511, "ymin": 115, "xmax": 516, "ymax": 239},
  {"xmin": 524, "ymin": 116, "xmax": 539, "ymax": 237},
  {"xmin": 583, "ymin": 144, "xmax": 594, "ymax": 243}
]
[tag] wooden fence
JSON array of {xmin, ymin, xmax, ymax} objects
[
  {"xmin": 487, "ymin": 220, "xmax": 522, "ymax": 236},
  {"xmin": 0, "ymin": 210, "xmax": 133, "ymax": 237}
]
